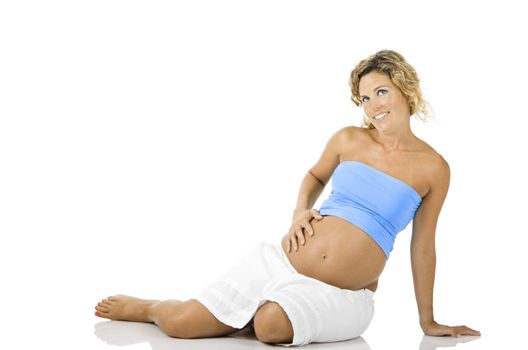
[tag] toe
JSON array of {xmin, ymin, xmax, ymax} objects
[
  {"xmin": 95, "ymin": 310, "xmax": 111, "ymax": 319},
  {"xmin": 95, "ymin": 304, "xmax": 109, "ymax": 313}
]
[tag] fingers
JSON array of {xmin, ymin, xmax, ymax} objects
[
  {"xmin": 424, "ymin": 322, "xmax": 481, "ymax": 338},
  {"xmin": 310, "ymin": 209, "xmax": 324, "ymax": 220},
  {"xmin": 287, "ymin": 229, "xmax": 300, "ymax": 253},
  {"xmin": 455, "ymin": 326, "xmax": 481, "ymax": 337},
  {"xmin": 304, "ymin": 224, "xmax": 314, "ymax": 237},
  {"xmin": 297, "ymin": 222, "xmax": 317, "ymax": 243},
  {"xmin": 295, "ymin": 227, "xmax": 306, "ymax": 248},
  {"xmin": 432, "ymin": 326, "xmax": 480, "ymax": 337},
  {"xmin": 287, "ymin": 209, "xmax": 323, "ymax": 253},
  {"xmin": 288, "ymin": 226, "xmax": 309, "ymax": 252},
  {"xmin": 289, "ymin": 235, "xmax": 298, "ymax": 252}
]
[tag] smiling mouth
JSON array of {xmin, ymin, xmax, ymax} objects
[{"xmin": 373, "ymin": 112, "xmax": 389, "ymax": 120}]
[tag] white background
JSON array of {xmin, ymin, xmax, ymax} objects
[{"xmin": 1, "ymin": 0, "xmax": 526, "ymax": 349}]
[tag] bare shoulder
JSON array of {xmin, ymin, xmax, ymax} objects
[
  {"xmin": 323, "ymin": 125, "xmax": 364, "ymax": 154},
  {"xmin": 335, "ymin": 125, "xmax": 371, "ymax": 152},
  {"xmin": 415, "ymin": 139, "xmax": 450, "ymax": 192},
  {"xmin": 418, "ymin": 139, "xmax": 449, "ymax": 173},
  {"xmin": 308, "ymin": 125, "xmax": 366, "ymax": 186},
  {"xmin": 340, "ymin": 125, "xmax": 369, "ymax": 140}
]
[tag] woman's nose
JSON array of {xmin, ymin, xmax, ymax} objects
[{"xmin": 369, "ymin": 97, "xmax": 382, "ymax": 112}]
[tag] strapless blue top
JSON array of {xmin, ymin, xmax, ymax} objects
[{"xmin": 318, "ymin": 161, "xmax": 422, "ymax": 258}]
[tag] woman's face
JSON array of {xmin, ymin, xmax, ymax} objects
[{"xmin": 358, "ymin": 71, "xmax": 410, "ymax": 130}]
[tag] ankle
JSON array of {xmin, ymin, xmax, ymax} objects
[{"xmin": 147, "ymin": 301, "xmax": 162, "ymax": 323}]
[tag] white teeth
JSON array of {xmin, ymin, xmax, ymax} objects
[{"xmin": 373, "ymin": 112, "xmax": 389, "ymax": 120}]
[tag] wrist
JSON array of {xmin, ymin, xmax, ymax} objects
[
  {"xmin": 293, "ymin": 208, "xmax": 309, "ymax": 215},
  {"xmin": 420, "ymin": 319, "xmax": 436, "ymax": 331}
]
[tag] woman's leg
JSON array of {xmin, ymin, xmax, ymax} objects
[{"xmin": 95, "ymin": 295, "xmax": 242, "ymax": 338}]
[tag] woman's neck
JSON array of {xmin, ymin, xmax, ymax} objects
[{"xmin": 369, "ymin": 127, "xmax": 416, "ymax": 153}]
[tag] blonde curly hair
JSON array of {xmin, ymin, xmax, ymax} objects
[{"xmin": 349, "ymin": 50, "xmax": 430, "ymax": 129}]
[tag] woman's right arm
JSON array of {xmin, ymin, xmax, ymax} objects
[
  {"xmin": 291, "ymin": 170, "xmax": 326, "ymax": 219},
  {"xmin": 287, "ymin": 172, "xmax": 325, "ymax": 252},
  {"xmin": 286, "ymin": 127, "xmax": 346, "ymax": 252}
]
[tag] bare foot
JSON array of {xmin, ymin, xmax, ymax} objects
[{"xmin": 95, "ymin": 295, "xmax": 160, "ymax": 322}]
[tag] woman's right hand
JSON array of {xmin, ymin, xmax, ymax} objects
[{"xmin": 287, "ymin": 209, "xmax": 324, "ymax": 252}]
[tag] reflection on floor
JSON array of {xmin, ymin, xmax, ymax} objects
[
  {"xmin": 94, "ymin": 320, "xmax": 373, "ymax": 349},
  {"xmin": 94, "ymin": 320, "xmax": 480, "ymax": 350}
]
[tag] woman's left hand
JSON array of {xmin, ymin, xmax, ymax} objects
[{"xmin": 422, "ymin": 321, "xmax": 481, "ymax": 337}]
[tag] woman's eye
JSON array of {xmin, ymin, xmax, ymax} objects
[{"xmin": 361, "ymin": 89, "xmax": 387, "ymax": 103}]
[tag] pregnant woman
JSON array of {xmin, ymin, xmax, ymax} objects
[{"xmin": 94, "ymin": 50, "xmax": 480, "ymax": 346}]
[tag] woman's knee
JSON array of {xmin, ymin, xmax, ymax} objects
[
  {"xmin": 254, "ymin": 301, "xmax": 294, "ymax": 344},
  {"xmin": 158, "ymin": 299, "xmax": 239, "ymax": 339}
]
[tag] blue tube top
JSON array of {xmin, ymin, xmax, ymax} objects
[{"xmin": 318, "ymin": 161, "xmax": 422, "ymax": 258}]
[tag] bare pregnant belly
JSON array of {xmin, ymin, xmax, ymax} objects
[{"xmin": 281, "ymin": 215, "xmax": 387, "ymax": 292}]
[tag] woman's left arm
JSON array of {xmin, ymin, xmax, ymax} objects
[{"xmin": 411, "ymin": 158, "xmax": 481, "ymax": 337}]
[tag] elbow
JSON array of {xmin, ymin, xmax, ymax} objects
[
  {"xmin": 411, "ymin": 246, "xmax": 436, "ymax": 270},
  {"xmin": 308, "ymin": 170, "xmax": 325, "ymax": 188}
]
